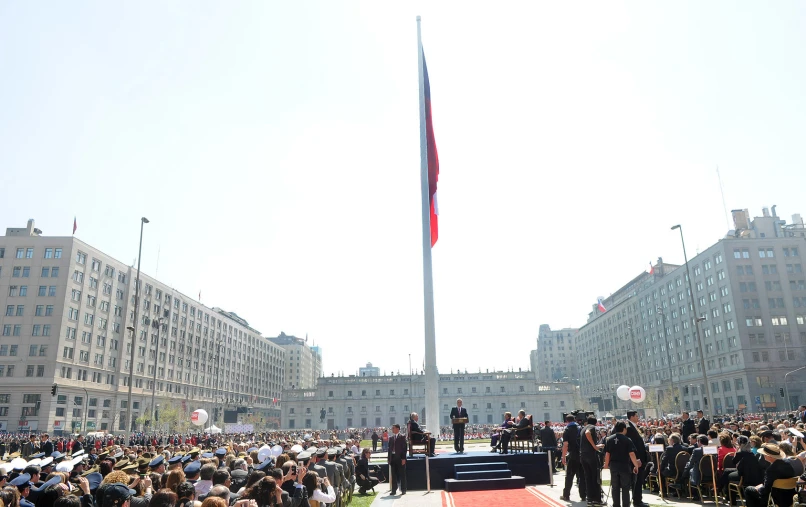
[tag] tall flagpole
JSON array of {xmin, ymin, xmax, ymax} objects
[{"xmin": 417, "ymin": 16, "xmax": 439, "ymax": 433}]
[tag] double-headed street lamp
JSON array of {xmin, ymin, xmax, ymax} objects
[
  {"xmin": 126, "ymin": 217, "xmax": 149, "ymax": 439},
  {"xmin": 672, "ymin": 224, "xmax": 713, "ymax": 417}
]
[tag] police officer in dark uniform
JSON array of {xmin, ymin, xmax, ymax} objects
[
  {"xmin": 604, "ymin": 421, "xmax": 641, "ymax": 507},
  {"xmin": 560, "ymin": 415, "xmax": 586, "ymax": 502}
]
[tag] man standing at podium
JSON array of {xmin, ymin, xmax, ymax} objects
[{"xmin": 450, "ymin": 398, "xmax": 468, "ymax": 454}]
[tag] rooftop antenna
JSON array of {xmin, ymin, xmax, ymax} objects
[
  {"xmin": 155, "ymin": 246, "xmax": 161, "ymax": 278},
  {"xmin": 717, "ymin": 165, "xmax": 730, "ymax": 230}
]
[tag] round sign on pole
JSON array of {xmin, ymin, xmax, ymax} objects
[
  {"xmin": 616, "ymin": 385, "xmax": 631, "ymax": 401},
  {"xmin": 191, "ymin": 409, "xmax": 209, "ymax": 426},
  {"xmin": 629, "ymin": 386, "xmax": 646, "ymax": 403}
]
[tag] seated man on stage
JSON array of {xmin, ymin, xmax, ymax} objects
[
  {"xmin": 409, "ymin": 412, "xmax": 436, "ymax": 457},
  {"xmin": 500, "ymin": 409, "xmax": 531, "ymax": 454},
  {"xmin": 490, "ymin": 412, "xmax": 515, "ymax": 452}
]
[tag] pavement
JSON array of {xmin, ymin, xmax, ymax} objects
[{"xmin": 369, "ymin": 444, "xmax": 684, "ymax": 507}]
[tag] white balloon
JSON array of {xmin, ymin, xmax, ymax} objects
[
  {"xmin": 191, "ymin": 409, "xmax": 209, "ymax": 426},
  {"xmin": 616, "ymin": 385, "xmax": 631, "ymax": 401},
  {"xmin": 629, "ymin": 386, "xmax": 646, "ymax": 403},
  {"xmin": 270, "ymin": 445, "xmax": 283, "ymax": 458}
]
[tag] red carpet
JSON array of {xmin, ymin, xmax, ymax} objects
[{"xmin": 443, "ymin": 487, "xmax": 565, "ymax": 506}]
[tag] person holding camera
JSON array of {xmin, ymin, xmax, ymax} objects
[
  {"xmin": 301, "ymin": 473, "xmax": 336, "ymax": 507},
  {"xmin": 356, "ymin": 448, "xmax": 380, "ymax": 495}
]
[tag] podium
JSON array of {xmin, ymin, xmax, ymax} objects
[{"xmin": 452, "ymin": 417, "xmax": 469, "ymax": 424}]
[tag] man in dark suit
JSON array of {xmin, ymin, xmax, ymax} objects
[
  {"xmin": 387, "ymin": 423, "xmax": 407, "ymax": 495},
  {"xmin": 540, "ymin": 420, "xmax": 559, "ymax": 472},
  {"xmin": 684, "ymin": 435, "xmax": 710, "ymax": 489},
  {"xmin": 40, "ymin": 434, "xmax": 54, "ymax": 457},
  {"xmin": 696, "ymin": 410, "xmax": 709, "ymax": 436},
  {"xmin": 449, "ymin": 398, "xmax": 468, "ymax": 453},
  {"xmin": 744, "ymin": 443, "xmax": 797, "ymax": 507},
  {"xmin": 659, "ymin": 433, "xmax": 687, "ymax": 495},
  {"xmin": 408, "ymin": 412, "xmax": 435, "ymax": 457},
  {"xmin": 626, "ymin": 410, "xmax": 649, "ymax": 507},
  {"xmin": 681, "ymin": 412, "xmax": 696, "ymax": 442},
  {"xmin": 500, "ymin": 410, "xmax": 530, "ymax": 454}
]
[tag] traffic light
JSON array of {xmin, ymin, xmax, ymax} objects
[
  {"xmin": 51, "ymin": 384, "xmax": 58, "ymax": 396},
  {"xmin": 780, "ymin": 388, "xmax": 785, "ymax": 398}
]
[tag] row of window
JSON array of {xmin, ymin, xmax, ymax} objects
[
  {"xmin": 744, "ymin": 315, "xmax": 805, "ymax": 326},
  {"xmin": 733, "ymin": 247, "xmax": 800, "ymax": 259}
]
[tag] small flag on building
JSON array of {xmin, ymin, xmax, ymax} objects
[
  {"xmin": 648, "ymin": 262, "xmax": 655, "ymax": 275},
  {"xmin": 597, "ymin": 297, "xmax": 607, "ymax": 313},
  {"xmin": 73, "ymin": 217, "xmax": 77, "ymax": 235}
]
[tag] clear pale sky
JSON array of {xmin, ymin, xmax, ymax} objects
[{"xmin": 2, "ymin": 2, "xmax": 805, "ymax": 377}]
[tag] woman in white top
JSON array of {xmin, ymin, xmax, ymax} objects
[{"xmin": 302, "ymin": 473, "xmax": 336, "ymax": 507}]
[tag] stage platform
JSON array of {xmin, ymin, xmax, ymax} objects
[{"xmin": 392, "ymin": 451, "xmax": 552, "ymax": 490}]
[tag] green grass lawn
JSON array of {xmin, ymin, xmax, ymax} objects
[{"xmin": 350, "ymin": 492, "xmax": 378, "ymax": 507}]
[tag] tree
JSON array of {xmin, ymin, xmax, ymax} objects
[{"xmin": 158, "ymin": 404, "xmax": 181, "ymax": 433}]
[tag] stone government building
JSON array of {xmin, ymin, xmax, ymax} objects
[
  {"xmin": 576, "ymin": 207, "xmax": 806, "ymax": 414},
  {"xmin": 281, "ymin": 369, "xmax": 578, "ymax": 430},
  {"xmin": 0, "ymin": 219, "xmax": 286, "ymax": 434}
]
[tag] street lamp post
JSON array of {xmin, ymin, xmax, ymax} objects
[
  {"xmin": 150, "ymin": 317, "xmax": 165, "ymax": 431},
  {"xmin": 672, "ymin": 224, "xmax": 713, "ymax": 417},
  {"xmin": 126, "ymin": 217, "xmax": 149, "ymax": 440},
  {"xmin": 657, "ymin": 306, "xmax": 681, "ymax": 414},
  {"xmin": 82, "ymin": 387, "xmax": 89, "ymax": 435},
  {"xmin": 784, "ymin": 366, "xmax": 806, "ymax": 411}
]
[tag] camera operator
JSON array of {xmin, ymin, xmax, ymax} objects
[{"xmin": 560, "ymin": 414, "xmax": 585, "ymax": 502}]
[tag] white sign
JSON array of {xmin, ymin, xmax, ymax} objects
[
  {"xmin": 225, "ymin": 423, "xmax": 254, "ymax": 434},
  {"xmin": 18, "ymin": 420, "xmax": 38, "ymax": 431},
  {"xmin": 648, "ymin": 444, "xmax": 664, "ymax": 453},
  {"xmin": 703, "ymin": 445, "xmax": 718, "ymax": 455}
]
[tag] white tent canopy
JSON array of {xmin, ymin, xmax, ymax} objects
[{"xmin": 204, "ymin": 425, "xmax": 222, "ymax": 434}]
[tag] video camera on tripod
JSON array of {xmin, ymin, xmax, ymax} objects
[{"xmin": 562, "ymin": 410, "xmax": 595, "ymax": 423}]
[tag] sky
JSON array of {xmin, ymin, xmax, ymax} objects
[{"xmin": 2, "ymin": 1, "xmax": 805, "ymax": 378}]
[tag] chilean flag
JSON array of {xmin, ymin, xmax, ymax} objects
[
  {"xmin": 597, "ymin": 297, "xmax": 607, "ymax": 313},
  {"xmin": 423, "ymin": 50, "xmax": 439, "ymax": 247}
]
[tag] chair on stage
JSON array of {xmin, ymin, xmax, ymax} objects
[
  {"xmin": 510, "ymin": 414, "xmax": 535, "ymax": 453},
  {"xmin": 407, "ymin": 421, "xmax": 431, "ymax": 456}
]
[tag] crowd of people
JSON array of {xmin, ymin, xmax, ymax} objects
[
  {"xmin": 555, "ymin": 407, "xmax": 806, "ymax": 507},
  {"xmin": 0, "ymin": 429, "xmax": 387, "ymax": 507}
]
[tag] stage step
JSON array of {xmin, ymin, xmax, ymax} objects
[
  {"xmin": 444, "ymin": 476, "xmax": 526, "ymax": 492},
  {"xmin": 453, "ymin": 462, "xmax": 509, "ymax": 473},
  {"xmin": 455, "ymin": 469, "xmax": 512, "ymax": 480}
]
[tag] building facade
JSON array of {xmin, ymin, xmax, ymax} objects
[
  {"xmin": 577, "ymin": 208, "xmax": 806, "ymax": 415},
  {"xmin": 281, "ymin": 369, "xmax": 578, "ymax": 430},
  {"xmin": 534, "ymin": 325, "xmax": 579, "ymax": 382},
  {"xmin": 0, "ymin": 220, "xmax": 285, "ymax": 434},
  {"xmin": 268, "ymin": 333, "xmax": 323, "ymax": 390}
]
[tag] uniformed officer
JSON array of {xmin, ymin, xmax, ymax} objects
[
  {"xmin": 603, "ymin": 421, "xmax": 641, "ymax": 507},
  {"xmin": 10, "ymin": 473, "xmax": 35, "ymax": 507}
]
